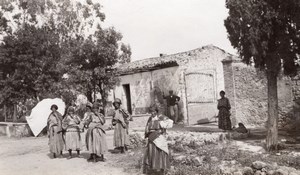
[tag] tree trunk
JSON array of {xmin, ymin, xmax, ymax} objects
[
  {"xmin": 93, "ymin": 71, "xmax": 96, "ymax": 102},
  {"xmin": 13, "ymin": 104, "xmax": 17, "ymax": 122},
  {"xmin": 4, "ymin": 105, "xmax": 7, "ymax": 122},
  {"xmin": 86, "ymin": 90, "xmax": 93, "ymax": 103},
  {"xmin": 266, "ymin": 70, "xmax": 278, "ymax": 151},
  {"xmin": 98, "ymin": 83, "xmax": 106, "ymax": 116},
  {"xmin": 93, "ymin": 84, "xmax": 96, "ymax": 102}
]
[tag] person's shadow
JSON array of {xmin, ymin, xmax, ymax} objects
[
  {"xmin": 108, "ymin": 148, "xmax": 121, "ymax": 154},
  {"xmin": 46, "ymin": 152, "xmax": 66, "ymax": 159},
  {"xmin": 80, "ymin": 152, "xmax": 92, "ymax": 159},
  {"xmin": 46, "ymin": 151, "xmax": 91, "ymax": 160}
]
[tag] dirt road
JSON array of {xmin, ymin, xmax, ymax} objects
[{"xmin": 0, "ymin": 130, "xmax": 139, "ymax": 175}]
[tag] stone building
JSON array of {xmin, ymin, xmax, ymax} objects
[
  {"xmin": 113, "ymin": 45, "xmax": 300, "ymax": 128},
  {"xmin": 113, "ymin": 45, "xmax": 233, "ymax": 125}
]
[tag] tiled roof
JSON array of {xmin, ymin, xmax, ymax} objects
[{"xmin": 116, "ymin": 45, "xmax": 237, "ymax": 75}]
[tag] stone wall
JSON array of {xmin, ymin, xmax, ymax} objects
[
  {"xmin": 232, "ymin": 62, "xmax": 268, "ymax": 126},
  {"xmin": 222, "ymin": 59, "xmax": 237, "ymax": 126},
  {"xmin": 292, "ymin": 75, "xmax": 300, "ymax": 99},
  {"xmin": 0, "ymin": 122, "xmax": 33, "ymax": 137},
  {"xmin": 223, "ymin": 59, "xmax": 298, "ymax": 127}
]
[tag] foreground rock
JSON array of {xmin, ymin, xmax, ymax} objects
[
  {"xmin": 218, "ymin": 161, "xmax": 300, "ymax": 175},
  {"xmin": 128, "ymin": 130, "xmax": 229, "ymax": 150},
  {"xmin": 167, "ymin": 131, "xmax": 229, "ymax": 148},
  {"xmin": 128, "ymin": 132, "xmax": 146, "ymax": 149},
  {"xmin": 128, "ymin": 131, "xmax": 300, "ymax": 175},
  {"xmin": 252, "ymin": 161, "xmax": 267, "ymax": 170}
]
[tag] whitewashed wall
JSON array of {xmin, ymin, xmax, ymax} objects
[{"xmin": 114, "ymin": 46, "xmax": 229, "ymax": 125}]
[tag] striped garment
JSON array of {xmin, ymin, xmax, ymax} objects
[
  {"xmin": 144, "ymin": 115, "xmax": 171, "ymax": 172},
  {"xmin": 85, "ymin": 112, "xmax": 107, "ymax": 156},
  {"xmin": 112, "ymin": 109, "xmax": 130, "ymax": 147},
  {"xmin": 62, "ymin": 114, "xmax": 81, "ymax": 151},
  {"xmin": 144, "ymin": 141, "xmax": 170, "ymax": 170},
  {"xmin": 86, "ymin": 127, "xmax": 107, "ymax": 156}
]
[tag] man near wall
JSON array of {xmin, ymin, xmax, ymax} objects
[{"xmin": 163, "ymin": 90, "xmax": 180, "ymax": 124}]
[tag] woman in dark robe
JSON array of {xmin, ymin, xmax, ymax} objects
[
  {"xmin": 144, "ymin": 107, "xmax": 173, "ymax": 175},
  {"xmin": 83, "ymin": 103, "xmax": 107, "ymax": 162},
  {"xmin": 217, "ymin": 91, "xmax": 232, "ymax": 130},
  {"xmin": 62, "ymin": 106, "xmax": 82, "ymax": 159},
  {"xmin": 47, "ymin": 104, "xmax": 64, "ymax": 158}
]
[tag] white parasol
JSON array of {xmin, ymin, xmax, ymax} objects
[{"xmin": 26, "ymin": 98, "xmax": 65, "ymax": 136}]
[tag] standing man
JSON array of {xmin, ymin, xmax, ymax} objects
[
  {"xmin": 112, "ymin": 98, "xmax": 132, "ymax": 153},
  {"xmin": 163, "ymin": 90, "xmax": 180, "ymax": 124}
]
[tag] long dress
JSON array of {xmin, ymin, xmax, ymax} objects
[
  {"xmin": 144, "ymin": 115, "xmax": 173, "ymax": 172},
  {"xmin": 62, "ymin": 114, "xmax": 81, "ymax": 151},
  {"xmin": 84, "ymin": 112, "xmax": 107, "ymax": 156},
  {"xmin": 47, "ymin": 111, "xmax": 64, "ymax": 155},
  {"xmin": 112, "ymin": 109, "xmax": 131, "ymax": 148},
  {"xmin": 217, "ymin": 97, "xmax": 232, "ymax": 130}
]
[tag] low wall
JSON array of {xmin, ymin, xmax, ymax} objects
[
  {"xmin": 0, "ymin": 122, "xmax": 33, "ymax": 137},
  {"xmin": 0, "ymin": 115, "xmax": 150, "ymax": 138}
]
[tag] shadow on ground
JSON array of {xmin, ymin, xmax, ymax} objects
[
  {"xmin": 169, "ymin": 122, "xmax": 224, "ymax": 133},
  {"xmin": 108, "ymin": 149, "xmax": 122, "ymax": 154},
  {"xmin": 46, "ymin": 152, "xmax": 91, "ymax": 160}
]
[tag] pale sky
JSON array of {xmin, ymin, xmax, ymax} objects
[{"xmin": 101, "ymin": 0, "xmax": 237, "ymax": 61}]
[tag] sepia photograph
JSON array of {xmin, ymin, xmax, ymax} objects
[{"xmin": 0, "ymin": 0, "xmax": 300, "ymax": 175}]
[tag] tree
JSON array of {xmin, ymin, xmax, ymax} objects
[
  {"xmin": 0, "ymin": 0, "xmax": 131, "ymax": 117},
  {"xmin": 225, "ymin": 0, "xmax": 300, "ymax": 150},
  {"xmin": 119, "ymin": 43, "xmax": 132, "ymax": 64},
  {"xmin": 65, "ymin": 27, "xmax": 131, "ymax": 108},
  {"xmin": 0, "ymin": 23, "xmax": 63, "ymax": 121},
  {"xmin": 0, "ymin": 24, "xmax": 62, "ymax": 100},
  {"xmin": 0, "ymin": 0, "xmax": 68, "ymax": 108}
]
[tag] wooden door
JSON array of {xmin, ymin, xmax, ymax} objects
[{"xmin": 185, "ymin": 70, "xmax": 218, "ymax": 125}]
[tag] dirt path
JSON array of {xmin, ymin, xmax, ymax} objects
[{"xmin": 0, "ymin": 130, "xmax": 140, "ymax": 175}]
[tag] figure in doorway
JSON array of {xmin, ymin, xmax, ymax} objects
[
  {"xmin": 217, "ymin": 91, "xmax": 232, "ymax": 130},
  {"xmin": 112, "ymin": 98, "xmax": 132, "ymax": 153},
  {"xmin": 163, "ymin": 90, "xmax": 180, "ymax": 124}
]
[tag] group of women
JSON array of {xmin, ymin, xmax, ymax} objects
[
  {"xmin": 47, "ymin": 98, "xmax": 131, "ymax": 163},
  {"xmin": 47, "ymin": 90, "xmax": 230, "ymax": 174},
  {"xmin": 47, "ymin": 97, "xmax": 175, "ymax": 175}
]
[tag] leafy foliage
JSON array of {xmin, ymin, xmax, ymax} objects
[
  {"xmin": 0, "ymin": 0, "xmax": 131, "ymax": 109},
  {"xmin": 0, "ymin": 24, "xmax": 62, "ymax": 105},
  {"xmin": 225, "ymin": 0, "xmax": 300, "ymax": 75},
  {"xmin": 225, "ymin": 0, "xmax": 300, "ymax": 151},
  {"xmin": 64, "ymin": 27, "xmax": 130, "ymax": 104}
]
